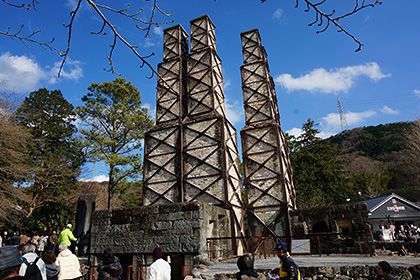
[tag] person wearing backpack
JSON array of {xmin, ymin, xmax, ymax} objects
[{"xmin": 18, "ymin": 244, "xmax": 47, "ymax": 280}]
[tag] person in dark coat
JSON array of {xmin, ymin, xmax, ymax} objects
[
  {"xmin": 236, "ymin": 254, "xmax": 265, "ymax": 280},
  {"xmin": 271, "ymin": 241, "xmax": 301, "ymax": 280},
  {"xmin": 97, "ymin": 249, "xmax": 122, "ymax": 280},
  {"xmin": 374, "ymin": 261, "xmax": 395, "ymax": 280},
  {"xmin": 42, "ymin": 251, "xmax": 60, "ymax": 280},
  {"xmin": 44, "ymin": 233, "xmax": 58, "ymax": 254},
  {"xmin": 0, "ymin": 246, "xmax": 23, "ymax": 280}
]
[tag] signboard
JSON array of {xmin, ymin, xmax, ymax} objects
[
  {"xmin": 370, "ymin": 197, "xmax": 420, "ymax": 219},
  {"xmin": 291, "ymin": 239, "xmax": 311, "ymax": 255}
]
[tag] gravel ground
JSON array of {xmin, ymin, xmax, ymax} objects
[{"xmin": 203, "ymin": 255, "xmax": 420, "ymax": 275}]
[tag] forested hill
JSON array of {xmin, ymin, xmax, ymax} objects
[{"xmin": 327, "ymin": 120, "xmax": 420, "ymax": 201}]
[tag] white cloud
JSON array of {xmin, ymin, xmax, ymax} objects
[
  {"xmin": 0, "ymin": 52, "xmax": 83, "ymax": 93},
  {"xmin": 413, "ymin": 89, "xmax": 420, "ymax": 98},
  {"xmin": 286, "ymin": 127, "xmax": 333, "ymax": 139},
  {"xmin": 321, "ymin": 110, "xmax": 377, "ymax": 132},
  {"xmin": 273, "ymin": 9, "xmax": 284, "ymax": 19},
  {"xmin": 153, "ymin": 26, "xmax": 163, "ymax": 37},
  {"xmin": 380, "ymin": 105, "xmax": 399, "ymax": 115},
  {"xmin": 275, "ymin": 62, "xmax": 390, "ymax": 93},
  {"xmin": 143, "ymin": 103, "xmax": 156, "ymax": 121},
  {"xmin": 317, "ymin": 131, "xmax": 335, "ymax": 139},
  {"xmin": 223, "ymin": 79, "xmax": 232, "ymax": 91},
  {"xmin": 65, "ymin": 0, "xmax": 78, "ymax": 10},
  {"xmin": 0, "ymin": 52, "xmax": 44, "ymax": 93},
  {"xmin": 144, "ymin": 38, "xmax": 156, "ymax": 48},
  {"xmin": 225, "ymin": 99, "xmax": 244, "ymax": 125},
  {"xmin": 286, "ymin": 127, "xmax": 303, "ymax": 138},
  {"xmin": 71, "ymin": 115, "xmax": 84, "ymax": 129},
  {"xmin": 80, "ymin": 174, "xmax": 108, "ymax": 182},
  {"xmin": 48, "ymin": 60, "xmax": 83, "ymax": 84}
]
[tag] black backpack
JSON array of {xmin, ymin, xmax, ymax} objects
[{"xmin": 23, "ymin": 257, "xmax": 43, "ymax": 280}]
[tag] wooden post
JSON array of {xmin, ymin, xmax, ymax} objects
[
  {"xmin": 132, "ymin": 255, "xmax": 137, "ymax": 280},
  {"xmin": 182, "ymin": 265, "xmax": 189, "ymax": 278},
  {"xmin": 317, "ymin": 235, "xmax": 322, "ymax": 255},
  {"xmin": 127, "ymin": 265, "xmax": 132, "ymax": 280}
]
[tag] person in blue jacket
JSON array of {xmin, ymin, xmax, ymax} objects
[{"xmin": 270, "ymin": 241, "xmax": 301, "ymax": 280}]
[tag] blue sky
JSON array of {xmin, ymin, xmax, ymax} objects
[{"xmin": 1, "ymin": 1, "xmax": 419, "ymax": 181}]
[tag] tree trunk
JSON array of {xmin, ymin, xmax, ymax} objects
[{"xmin": 107, "ymin": 165, "xmax": 114, "ymax": 210}]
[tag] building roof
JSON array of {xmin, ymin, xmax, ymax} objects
[
  {"xmin": 362, "ymin": 194, "xmax": 390, "ymax": 212},
  {"xmin": 361, "ymin": 193, "xmax": 420, "ymax": 219}
]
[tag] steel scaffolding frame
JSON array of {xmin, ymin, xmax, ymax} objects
[
  {"xmin": 144, "ymin": 16, "xmax": 244, "ymax": 253},
  {"xmin": 240, "ymin": 30, "xmax": 296, "ymax": 249}
]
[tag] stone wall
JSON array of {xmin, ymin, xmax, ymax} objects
[
  {"xmin": 90, "ymin": 202, "xmax": 231, "ymax": 256},
  {"xmin": 290, "ymin": 203, "xmax": 372, "ymax": 254},
  {"xmin": 209, "ymin": 265, "xmax": 418, "ymax": 280}
]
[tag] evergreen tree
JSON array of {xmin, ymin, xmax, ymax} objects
[
  {"xmin": 16, "ymin": 88, "xmax": 84, "ymax": 230},
  {"xmin": 77, "ymin": 78, "xmax": 153, "ymax": 209},
  {"xmin": 288, "ymin": 119, "xmax": 348, "ymax": 208}
]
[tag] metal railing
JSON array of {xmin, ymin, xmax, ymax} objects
[{"xmin": 206, "ymin": 231, "xmax": 373, "ymax": 259}]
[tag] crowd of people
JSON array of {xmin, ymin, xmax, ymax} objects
[
  {"xmin": 374, "ymin": 223, "xmax": 420, "ymax": 243},
  {"xmin": 0, "ymin": 223, "xmax": 171, "ymax": 280},
  {"xmin": 0, "ymin": 228, "xmax": 90, "ymax": 258},
  {"xmin": 0, "ymin": 228, "xmax": 397, "ymax": 280},
  {"xmin": 0, "ymin": 224, "xmax": 84, "ymax": 280}
]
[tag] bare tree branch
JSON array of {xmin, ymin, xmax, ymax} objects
[
  {"xmin": 263, "ymin": 0, "xmax": 382, "ymax": 52},
  {"xmin": 0, "ymin": 25, "xmax": 59, "ymax": 52},
  {"xmin": 86, "ymin": 0, "xmax": 160, "ymax": 78},
  {"xmin": 135, "ymin": 0, "xmax": 173, "ymax": 37},
  {"xmin": 1, "ymin": 0, "xmax": 381, "ymax": 80},
  {"xmin": 105, "ymin": 34, "xmax": 119, "ymax": 75},
  {"xmin": 58, "ymin": 0, "xmax": 83, "ymax": 77},
  {"xmin": 1, "ymin": 0, "xmax": 38, "ymax": 9},
  {"xmin": 301, "ymin": 0, "xmax": 382, "ymax": 52}
]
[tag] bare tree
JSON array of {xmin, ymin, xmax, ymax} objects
[
  {"xmin": 263, "ymin": 0, "xmax": 382, "ymax": 52},
  {"xmin": 0, "ymin": 0, "xmax": 381, "ymax": 78},
  {"xmin": 0, "ymin": 97, "xmax": 31, "ymax": 224}
]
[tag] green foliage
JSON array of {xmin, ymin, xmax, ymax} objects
[
  {"xmin": 288, "ymin": 119, "xmax": 349, "ymax": 208},
  {"xmin": 21, "ymin": 202, "xmax": 71, "ymax": 234},
  {"xmin": 16, "ymin": 88, "xmax": 84, "ymax": 231},
  {"xmin": 328, "ymin": 121, "xmax": 420, "ymax": 200},
  {"xmin": 348, "ymin": 170, "xmax": 392, "ymax": 197},
  {"xmin": 115, "ymin": 182, "xmax": 143, "ymax": 208},
  {"xmin": 77, "ymin": 78, "xmax": 153, "ymax": 209},
  {"xmin": 330, "ymin": 122, "xmax": 414, "ymax": 158}
]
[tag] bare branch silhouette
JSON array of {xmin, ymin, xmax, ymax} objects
[
  {"xmin": 1, "ymin": 0, "xmax": 381, "ymax": 79},
  {"xmin": 264, "ymin": 0, "xmax": 382, "ymax": 52},
  {"xmin": 136, "ymin": 0, "xmax": 173, "ymax": 37},
  {"xmin": 58, "ymin": 0, "xmax": 82, "ymax": 77},
  {"xmin": 1, "ymin": 0, "xmax": 38, "ymax": 9},
  {"xmin": 0, "ymin": 25, "xmax": 59, "ymax": 52},
  {"xmin": 86, "ymin": 0, "xmax": 158, "ymax": 78},
  {"xmin": 58, "ymin": 0, "xmax": 172, "ymax": 77}
]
